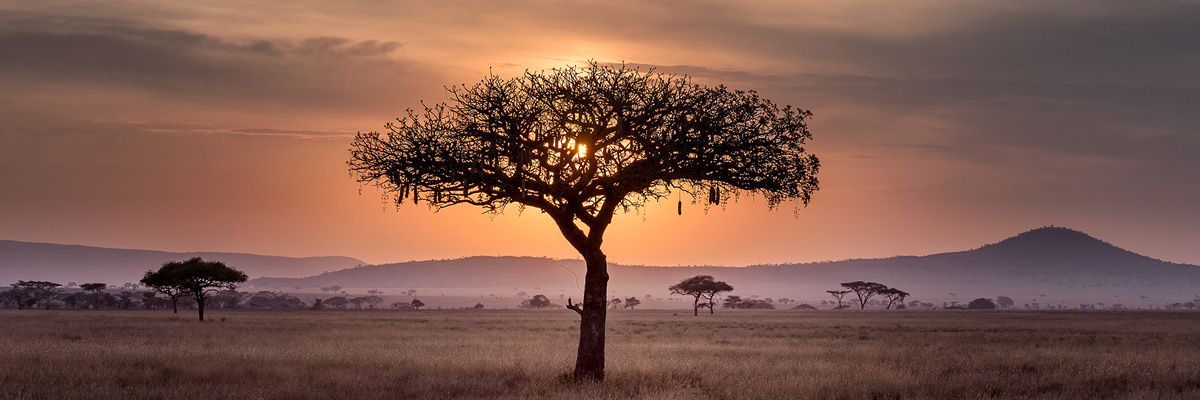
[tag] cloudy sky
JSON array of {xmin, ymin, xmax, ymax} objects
[{"xmin": 2, "ymin": 0, "xmax": 1198, "ymax": 267}]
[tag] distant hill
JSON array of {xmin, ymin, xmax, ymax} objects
[
  {"xmin": 247, "ymin": 227, "xmax": 1200, "ymax": 305},
  {"xmin": 0, "ymin": 240, "xmax": 365, "ymax": 284}
]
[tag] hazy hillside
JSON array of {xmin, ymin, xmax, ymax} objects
[
  {"xmin": 0, "ymin": 240, "xmax": 365, "ymax": 284},
  {"xmin": 248, "ymin": 227, "xmax": 1200, "ymax": 305}
]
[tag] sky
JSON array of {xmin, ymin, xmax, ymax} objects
[{"xmin": 2, "ymin": 0, "xmax": 1198, "ymax": 267}]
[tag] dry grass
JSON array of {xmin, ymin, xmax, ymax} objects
[{"xmin": 2, "ymin": 309, "xmax": 1199, "ymax": 399}]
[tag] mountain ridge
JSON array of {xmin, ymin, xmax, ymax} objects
[
  {"xmin": 245, "ymin": 227, "xmax": 1200, "ymax": 306},
  {"xmin": 0, "ymin": 240, "xmax": 365, "ymax": 284}
]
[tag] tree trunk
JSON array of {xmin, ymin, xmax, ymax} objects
[
  {"xmin": 692, "ymin": 296, "xmax": 700, "ymax": 316},
  {"xmin": 171, "ymin": 297, "xmax": 178, "ymax": 314},
  {"xmin": 573, "ymin": 249, "xmax": 608, "ymax": 381},
  {"xmin": 197, "ymin": 295, "xmax": 205, "ymax": 321}
]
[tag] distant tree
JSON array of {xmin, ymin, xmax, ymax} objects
[
  {"xmin": 367, "ymin": 289, "xmax": 384, "ymax": 296},
  {"xmin": 722, "ymin": 295, "xmax": 744, "ymax": 309},
  {"xmin": 407, "ymin": 289, "xmax": 417, "ymax": 296},
  {"xmin": 117, "ymin": 291, "xmax": 135, "ymax": 309},
  {"xmin": 349, "ymin": 297, "xmax": 367, "ymax": 309},
  {"xmin": 473, "ymin": 303, "xmax": 485, "ymax": 309},
  {"xmin": 879, "ymin": 287, "xmax": 910, "ymax": 309},
  {"xmin": 516, "ymin": 291, "xmax": 529, "ymax": 298},
  {"xmin": 329, "ymin": 285, "xmax": 342, "ymax": 293},
  {"xmin": 141, "ymin": 292, "xmax": 160, "ymax": 310},
  {"xmin": 995, "ymin": 296, "xmax": 1015, "ymax": 309},
  {"xmin": 10, "ymin": 281, "xmax": 63, "ymax": 309},
  {"xmin": 311, "ymin": 298, "xmax": 324, "ymax": 310},
  {"xmin": 827, "ymin": 290, "xmax": 851, "ymax": 310},
  {"xmin": 80, "ymin": 283, "xmax": 106, "ymax": 294},
  {"xmin": 792, "ymin": 304, "xmax": 817, "ymax": 310},
  {"xmin": 60, "ymin": 293, "xmax": 79, "ymax": 309},
  {"xmin": 141, "ymin": 257, "xmax": 248, "ymax": 321},
  {"xmin": 411, "ymin": 299, "xmax": 425, "ymax": 309},
  {"xmin": 350, "ymin": 63, "xmax": 820, "ymax": 381},
  {"xmin": 608, "ymin": 297, "xmax": 622, "ymax": 309},
  {"xmin": 523, "ymin": 293, "xmax": 549, "ymax": 307},
  {"xmin": 623, "ymin": 297, "xmax": 641, "ymax": 309},
  {"xmin": 247, "ymin": 291, "xmax": 307, "ymax": 309},
  {"xmin": 670, "ymin": 275, "xmax": 734, "ymax": 316},
  {"xmin": 0, "ymin": 289, "xmax": 26, "ymax": 309},
  {"xmin": 840, "ymin": 281, "xmax": 887, "ymax": 310},
  {"xmin": 325, "ymin": 296, "xmax": 349, "ymax": 309},
  {"xmin": 967, "ymin": 298, "xmax": 997, "ymax": 310},
  {"xmin": 722, "ymin": 296, "xmax": 774, "ymax": 309}
]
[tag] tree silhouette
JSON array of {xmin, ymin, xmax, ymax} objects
[
  {"xmin": 411, "ymin": 299, "xmax": 425, "ymax": 309},
  {"xmin": 968, "ymin": 298, "xmax": 997, "ymax": 309},
  {"xmin": 879, "ymin": 287, "xmax": 910, "ymax": 309},
  {"xmin": 826, "ymin": 290, "xmax": 851, "ymax": 310},
  {"xmin": 623, "ymin": 297, "xmax": 641, "ymax": 309},
  {"xmin": 349, "ymin": 63, "xmax": 819, "ymax": 381},
  {"xmin": 840, "ymin": 281, "xmax": 887, "ymax": 310},
  {"xmin": 141, "ymin": 257, "xmax": 247, "ymax": 321},
  {"xmin": 9, "ymin": 281, "xmax": 62, "ymax": 309},
  {"xmin": 669, "ymin": 275, "xmax": 734, "ymax": 316},
  {"xmin": 995, "ymin": 296, "xmax": 1015, "ymax": 309}
]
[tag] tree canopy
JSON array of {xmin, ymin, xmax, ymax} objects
[
  {"xmin": 349, "ymin": 62, "xmax": 819, "ymax": 381},
  {"xmin": 840, "ymin": 281, "xmax": 888, "ymax": 310},
  {"xmin": 140, "ymin": 257, "xmax": 247, "ymax": 321},
  {"xmin": 669, "ymin": 275, "xmax": 734, "ymax": 316}
]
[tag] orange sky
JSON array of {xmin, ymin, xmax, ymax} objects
[{"xmin": 2, "ymin": 1, "xmax": 1199, "ymax": 266}]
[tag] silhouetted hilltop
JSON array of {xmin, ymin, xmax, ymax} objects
[
  {"xmin": 248, "ymin": 227, "xmax": 1200, "ymax": 303},
  {"xmin": 0, "ymin": 240, "xmax": 365, "ymax": 284}
]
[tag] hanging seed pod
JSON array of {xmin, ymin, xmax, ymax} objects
[
  {"xmin": 678, "ymin": 199, "xmax": 682, "ymax": 215},
  {"xmin": 413, "ymin": 188, "xmax": 419, "ymax": 205},
  {"xmin": 709, "ymin": 187, "xmax": 718, "ymax": 205}
]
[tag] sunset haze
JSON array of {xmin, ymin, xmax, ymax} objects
[{"xmin": 2, "ymin": 0, "xmax": 1198, "ymax": 267}]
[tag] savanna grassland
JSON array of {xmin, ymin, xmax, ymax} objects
[{"xmin": 2, "ymin": 309, "xmax": 1199, "ymax": 399}]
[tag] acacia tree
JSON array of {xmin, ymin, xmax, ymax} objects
[
  {"xmin": 879, "ymin": 287, "xmax": 910, "ymax": 309},
  {"xmin": 9, "ymin": 281, "xmax": 63, "ymax": 309},
  {"xmin": 349, "ymin": 63, "xmax": 819, "ymax": 381},
  {"xmin": 826, "ymin": 289, "xmax": 851, "ymax": 309},
  {"xmin": 841, "ymin": 281, "xmax": 887, "ymax": 310},
  {"xmin": 141, "ymin": 257, "xmax": 247, "ymax": 321},
  {"xmin": 669, "ymin": 275, "xmax": 734, "ymax": 316},
  {"xmin": 141, "ymin": 270, "xmax": 189, "ymax": 314}
]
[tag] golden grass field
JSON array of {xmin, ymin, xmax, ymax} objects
[{"xmin": 2, "ymin": 309, "xmax": 1198, "ymax": 399}]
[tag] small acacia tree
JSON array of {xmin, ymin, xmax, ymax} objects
[
  {"xmin": 350, "ymin": 63, "xmax": 819, "ymax": 381},
  {"xmin": 841, "ymin": 281, "xmax": 888, "ymax": 310},
  {"xmin": 141, "ymin": 257, "xmax": 247, "ymax": 321},
  {"xmin": 879, "ymin": 287, "xmax": 910, "ymax": 309},
  {"xmin": 141, "ymin": 271, "xmax": 189, "ymax": 314},
  {"xmin": 669, "ymin": 275, "xmax": 734, "ymax": 316},
  {"xmin": 827, "ymin": 289, "xmax": 851, "ymax": 309},
  {"xmin": 9, "ymin": 281, "xmax": 63, "ymax": 309}
]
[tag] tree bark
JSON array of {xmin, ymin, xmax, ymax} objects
[
  {"xmin": 573, "ymin": 249, "xmax": 608, "ymax": 381},
  {"xmin": 197, "ymin": 295, "xmax": 205, "ymax": 321}
]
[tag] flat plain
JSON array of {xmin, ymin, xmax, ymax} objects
[{"xmin": 2, "ymin": 309, "xmax": 1198, "ymax": 399}]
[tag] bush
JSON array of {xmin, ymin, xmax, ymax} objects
[{"xmin": 967, "ymin": 298, "xmax": 997, "ymax": 309}]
